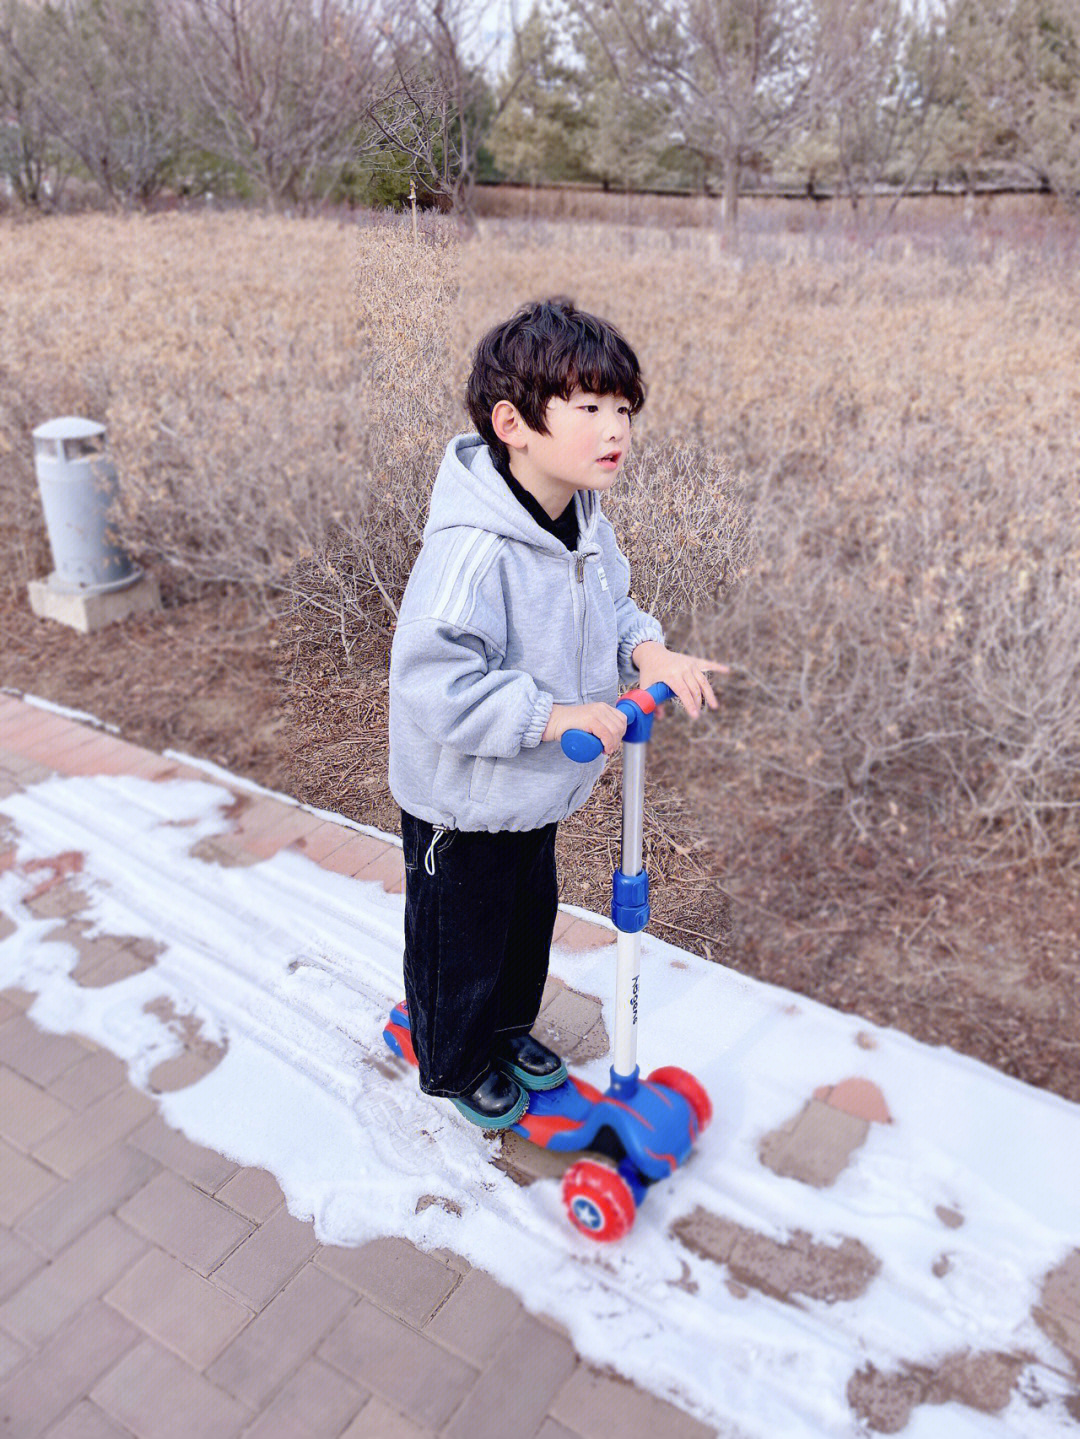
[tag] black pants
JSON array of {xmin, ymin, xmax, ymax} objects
[{"xmin": 401, "ymin": 809, "xmax": 559, "ymax": 1097}]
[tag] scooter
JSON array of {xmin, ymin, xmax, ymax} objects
[{"xmin": 383, "ymin": 681, "xmax": 712, "ymax": 1241}]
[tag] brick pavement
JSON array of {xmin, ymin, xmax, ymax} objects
[{"xmin": 0, "ymin": 694, "xmax": 717, "ymax": 1439}]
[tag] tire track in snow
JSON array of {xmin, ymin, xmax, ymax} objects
[{"xmin": 0, "ymin": 775, "xmax": 414, "ymax": 1107}]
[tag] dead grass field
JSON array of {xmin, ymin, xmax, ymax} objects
[{"xmin": 1, "ymin": 204, "xmax": 1078, "ymax": 1100}]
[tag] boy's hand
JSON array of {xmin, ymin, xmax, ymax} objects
[
  {"xmin": 631, "ymin": 640, "xmax": 729, "ymax": 720},
  {"xmin": 543, "ymin": 702, "xmax": 628, "ymax": 755}
]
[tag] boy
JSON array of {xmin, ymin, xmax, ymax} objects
[{"xmin": 388, "ymin": 297, "xmax": 722, "ymax": 1129}]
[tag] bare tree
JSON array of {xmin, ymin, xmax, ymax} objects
[
  {"xmin": 0, "ymin": 2, "xmax": 63, "ymax": 205},
  {"xmin": 1, "ymin": 0, "xmax": 186, "ymax": 206},
  {"xmin": 579, "ymin": 0, "xmax": 816, "ymax": 227},
  {"xmin": 809, "ymin": 0, "xmax": 956, "ymax": 215},
  {"xmin": 371, "ymin": 0, "xmax": 523, "ymax": 220},
  {"xmin": 170, "ymin": 0, "xmax": 387, "ymax": 209},
  {"xmin": 951, "ymin": 0, "xmax": 1080, "ymax": 204}
]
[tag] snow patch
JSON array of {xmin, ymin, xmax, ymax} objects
[{"xmin": 2, "ymin": 770, "xmax": 1079, "ymax": 1436}]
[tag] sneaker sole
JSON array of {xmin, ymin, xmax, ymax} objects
[
  {"xmin": 450, "ymin": 1086, "xmax": 529, "ymax": 1130},
  {"xmin": 496, "ymin": 1059, "xmax": 569, "ymax": 1092}
]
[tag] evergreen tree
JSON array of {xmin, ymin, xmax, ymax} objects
[
  {"xmin": 560, "ymin": 1, "xmax": 685, "ymax": 192},
  {"xmin": 489, "ymin": 3, "xmax": 589, "ymax": 184}
]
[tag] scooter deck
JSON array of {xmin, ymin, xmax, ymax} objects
[{"xmin": 383, "ymin": 1002, "xmax": 698, "ymax": 1185}]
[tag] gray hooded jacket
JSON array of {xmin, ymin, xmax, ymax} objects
[{"xmin": 388, "ymin": 435, "xmax": 664, "ymax": 832}]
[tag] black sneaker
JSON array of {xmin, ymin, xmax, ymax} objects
[
  {"xmin": 494, "ymin": 1034, "xmax": 568, "ymax": 1091},
  {"xmin": 450, "ymin": 1067, "xmax": 528, "ymax": 1130}
]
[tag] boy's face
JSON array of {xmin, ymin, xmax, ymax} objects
[{"xmin": 499, "ymin": 388, "xmax": 633, "ymax": 513}]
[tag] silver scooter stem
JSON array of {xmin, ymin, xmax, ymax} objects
[
  {"xmin": 613, "ymin": 744, "xmax": 647, "ymax": 1078},
  {"xmin": 621, "ymin": 744, "xmax": 646, "ymax": 877}
]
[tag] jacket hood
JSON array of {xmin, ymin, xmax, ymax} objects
[{"xmin": 424, "ymin": 434, "xmax": 601, "ymax": 552}]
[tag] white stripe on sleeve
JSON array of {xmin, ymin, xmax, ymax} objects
[{"xmin": 431, "ymin": 531, "xmax": 501, "ymax": 627}]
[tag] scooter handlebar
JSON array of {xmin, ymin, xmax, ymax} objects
[{"xmin": 560, "ymin": 682, "xmax": 676, "ymax": 763}]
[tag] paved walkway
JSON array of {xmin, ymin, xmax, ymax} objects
[{"xmin": 0, "ymin": 694, "xmax": 714, "ymax": 1439}]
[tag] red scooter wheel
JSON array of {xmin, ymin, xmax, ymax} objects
[
  {"xmin": 647, "ymin": 1066, "xmax": 713, "ymax": 1134},
  {"xmin": 562, "ymin": 1160, "xmax": 636, "ymax": 1242}
]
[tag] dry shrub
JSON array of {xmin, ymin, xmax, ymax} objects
[
  {"xmin": 727, "ymin": 465, "xmax": 1080, "ymax": 865},
  {"xmin": 286, "ymin": 227, "xmax": 751, "ymax": 650},
  {"xmin": 106, "ymin": 216, "xmax": 447, "ymax": 592},
  {"xmin": 475, "ymin": 182, "xmax": 730, "ymax": 230},
  {"xmin": 447, "ymin": 219, "xmax": 1080, "ymax": 1059},
  {"xmin": 286, "ymin": 223, "xmax": 460, "ymax": 648},
  {"xmin": 602, "ymin": 442, "xmax": 753, "ymax": 631},
  {"xmin": 0, "ymin": 211, "xmax": 454, "ymax": 600},
  {"xmin": 0, "ymin": 420, "xmax": 51, "ymax": 602},
  {"xmin": 0, "ymin": 228, "xmax": 113, "ymax": 596},
  {"xmin": 4, "ymin": 208, "xmax": 1076, "ymax": 877},
  {"xmin": 693, "ymin": 248, "xmax": 1080, "ymax": 879},
  {"xmin": 4, "ymin": 205, "xmax": 1080, "ymax": 1092},
  {"xmin": 474, "ymin": 184, "xmax": 1070, "ymax": 239}
]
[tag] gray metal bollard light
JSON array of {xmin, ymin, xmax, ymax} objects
[
  {"xmin": 27, "ymin": 416, "xmax": 161, "ymax": 634},
  {"xmin": 33, "ymin": 416, "xmax": 138, "ymax": 593}
]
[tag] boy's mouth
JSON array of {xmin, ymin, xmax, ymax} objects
[{"xmin": 597, "ymin": 450, "xmax": 622, "ymax": 467}]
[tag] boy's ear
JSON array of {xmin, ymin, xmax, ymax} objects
[{"xmin": 491, "ymin": 400, "xmax": 528, "ymax": 451}]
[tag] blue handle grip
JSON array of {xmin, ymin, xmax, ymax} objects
[{"xmin": 560, "ymin": 682, "xmax": 675, "ymax": 763}]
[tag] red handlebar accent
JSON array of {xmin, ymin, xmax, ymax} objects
[{"xmin": 621, "ymin": 688, "xmax": 656, "ymax": 715}]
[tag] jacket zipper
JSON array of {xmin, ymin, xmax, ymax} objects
[{"xmin": 575, "ymin": 554, "xmax": 586, "ymax": 699}]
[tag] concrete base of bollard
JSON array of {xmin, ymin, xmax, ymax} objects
[{"xmin": 28, "ymin": 573, "xmax": 162, "ymax": 634}]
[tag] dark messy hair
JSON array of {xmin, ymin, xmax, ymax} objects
[{"xmin": 465, "ymin": 297, "xmax": 646, "ymax": 475}]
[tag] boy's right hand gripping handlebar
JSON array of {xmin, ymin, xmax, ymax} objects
[{"xmin": 560, "ymin": 682, "xmax": 676, "ymax": 761}]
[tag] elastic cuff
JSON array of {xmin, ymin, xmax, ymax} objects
[
  {"xmin": 620, "ymin": 624, "xmax": 666, "ymax": 675},
  {"xmin": 522, "ymin": 691, "xmax": 555, "ymax": 748}
]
